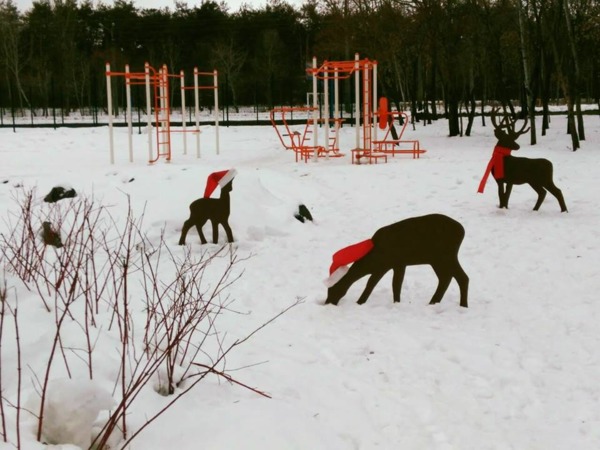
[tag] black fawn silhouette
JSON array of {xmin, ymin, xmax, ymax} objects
[
  {"xmin": 483, "ymin": 107, "xmax": 568, "ymax": 212},
  {"xmin": 325, "ymin": 214, "xmax": 469, "ymax": 307},
  {"xmin": 178, "ymin": 180, "xmax": 234, "ymax": 245}
]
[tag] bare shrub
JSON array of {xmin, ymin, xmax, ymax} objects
[{"xmin": 0, "ymin": 187, "xmax": 299, "ymax": 449}]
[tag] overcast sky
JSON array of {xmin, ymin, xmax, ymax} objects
[{"xmin": 11, "ymin": 0, "xmax": 301, "ymax": 13}]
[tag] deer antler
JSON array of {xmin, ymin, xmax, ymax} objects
[
  {"xmin": 492, "ymin": 106, "xmax": 529, "ymax": 136},
  {"xmin": 508, "ymin": 114, "xmax": 530, "ymax": 138},
  {"xmin": 490, "ymin": 106, "xmax": 529, "ymax": 149},
  {"xmin": 491, "ymin": 106, "xmax": 505, "ymax": 127},
  {"xmin": 490, "ymin": 106, "xmax": 500, "ymax": 129}
]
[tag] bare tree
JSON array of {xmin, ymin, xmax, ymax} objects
[
  {"xmin": 517, "ymin": 0, "xmax": 538, "ymax": 144},
  {"xmin": 258, "ymin": 29, "xmax": 285, "ymax": 108},
  {"xmin": 0, "ymin": 0, "xmax": 29, "ymax": 108},
  {"xmin": 211, "ymin": 37, "xmax": 247, "ymax": 113}
]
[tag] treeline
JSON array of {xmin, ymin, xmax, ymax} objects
[{"xmin": 1, "ymin": 0, "xmax": 599, "ymax": 145}]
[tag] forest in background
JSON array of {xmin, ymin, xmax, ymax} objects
[{"xmin": 1, "ymin": 0, "xmax": 599, "ymax": 145}]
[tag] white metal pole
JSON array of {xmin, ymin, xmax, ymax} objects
[
  {"xmin": 373, "ymin": 61, "xmax": 378, "ymax": 145},
  {"xmin": 164, "ymin": 65, "xmax": 171, "ymax": 163},
  {"xmin": 106, "ymin": 63, "xmax": 114, "ymax": 164},
  {"xmin": 181, "ymin": 69, "xmax": 187, "ymax": 155},
  {"xmin": 194, "ymin": 67, "xmax": 201, "ymax": 158},
  {"xmin": 158, "ymin": 66, "xmax": 164, "ymax": 157},
  {"xmin": 354, "ymin": 53, "xmax": 360, "ymax": 149},
  {"xmin": 145, "ymin": 63, "xmax": 153, "ymax": 163},
  {"xmin": 161, "ymin": 65, "xmax": 168, "ymax": 159},
  {"xmin": 312, "ymin": 56, "xmax": 318, "ymax": 162},
  {"xmin": 334, "ymin": 67, "xmax": 340, "ymax": 154},
  {"xmin": 363, "ymin": 64, "xmax": 369, "ymax": 150},
  {"xmin": 323, "ymin": 63, "xmax": 329, "ymax": 160},
  {"xmin": 214, "ymin": 69, "xmax": 220, "ymax": 155},
  {"xmin": 125, "ymin": 64, "xmax": 133, "ymax": 162}
]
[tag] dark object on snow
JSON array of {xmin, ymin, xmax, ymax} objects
[
  {"xmin": 325, "ymin": 214, "xmax": 469, "ymax": 308},
  {"xmin": 390, "ymin": 123, "xmax": 399, "ymax": 140},
  {"xmin": 44, "ymin": 186, "xmax": 77, "ymax": 203},
  {"xmin": 2, "ymin": 180, "xmax": 8, "ymax": 184},
  {"xmin": 478, "ymin": 107, "xmax": 567, "ymax": 212},
  {"xmin": 179, "ymin": 179, "xmax": 234, "ymax": 245},
  {"xmin": 41, "ymin": 221, "xmax": 63, "ymax": 248},
  {"xmin": 294, "ymin": 204, "xmax": 313, "ymax": 223}
]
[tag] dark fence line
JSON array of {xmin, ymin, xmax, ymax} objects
[
  {"xmin": 0, "ymin": 119, "xmax": 280, "ymax": 129},
  {"xmin": 1, "ymin": 103, "xmax": 599, "ymax": 130}
]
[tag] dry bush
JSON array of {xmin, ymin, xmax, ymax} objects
[{"xmin": 0, "ymin": 187, "xmax": 299, "ymax": 449}]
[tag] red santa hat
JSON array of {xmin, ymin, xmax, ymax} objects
[
  {"xmin": 203, "ymin": 169, "xmax": 237, "ymax": 198},
  {"xmin": 324, "ymin": 239, "xmax": 374, "ymax": 287}
]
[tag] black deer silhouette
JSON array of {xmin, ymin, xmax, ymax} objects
[
  {"xmin": 325, "ymin": 214, "xmax": 469, "ymax": 308},
  {"xmin": 478, "ymin": 107, "xmax": 568, "ymax": 212},
  {"xmin": 178, "ymin": 179, "xmax": 234, "ymax": 245}
]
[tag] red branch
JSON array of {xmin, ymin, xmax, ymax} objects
[{"xmin": 191, "ymin": 363, "xmax": 271, "ymax": 399}]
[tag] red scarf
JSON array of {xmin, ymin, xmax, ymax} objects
[{"xmin": 477, "ymin": 146, "xmax": 512, "ymax": 193}]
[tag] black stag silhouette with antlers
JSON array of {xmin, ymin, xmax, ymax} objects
[{"xmin": 478, "ymin": 107, "xmax": 568, "ymax": 212}]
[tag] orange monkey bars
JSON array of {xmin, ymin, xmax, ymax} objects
[{"xmin": 105, "ymin": 63, "xmax": 219, "ymax": 164}]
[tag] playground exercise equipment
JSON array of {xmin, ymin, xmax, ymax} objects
[
  {"xmin": 360, "ymin": 97, "xmax": 427, "ymax": 164},
  {"xmin": 269, "ymin": 106, "xmax": 345, "ymax": 162},
  {"xmin": 271, "ymin": 53, "xmax": 425, "ymax": 164},
  {"xmin": 105, "ymin": 63, "xmax": 219, "ymax": 164},
  {"xmin": 270, "ymin": 53, "xmax": 375, "ymax": 163}
]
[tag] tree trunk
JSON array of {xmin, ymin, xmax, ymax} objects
[
  {"xmin": 447, "ymin": 93, "xmax": 460, "ymax": 137},
  {"xmin": 563, "ymin": 0, "xmax": 583, "ymax": 147}
]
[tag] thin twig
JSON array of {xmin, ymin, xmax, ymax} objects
[{"xmin": 190, "ymin": 363, "xmax": 272, "ymax": 399}]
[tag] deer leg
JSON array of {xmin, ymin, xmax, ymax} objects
[
  {"xmin": 429, "ymin": 264, "xmax": 453, "ymax": 305},
  {"xmin": 391, "ymin": 266, "xmax": 406, "ymax": 303},
  {"xmin": 545, "ymin": 182, "xmax": 568, "ymax": 212},
  {"xmin": 210, "ymin": 220, "xmax": 220, "ymax": 244},
  {"xmin": 529, "ymin": 183, "xmax": 547, "ymax": 211},
  {"xmin": 503, "ymin": 183, "xmax": 513, "ymax": 208},
  {"xmin": 453, "ymin": 262, "xmax": 469, "ymax": 308},
  {"xmin": 497, "ymin": 182, "xmax": 512, "ymax": 208},
  {"xmin": 195, "ymin": 220, "xmax": 208, "ymax": 244},
  {"xmin": 222, "ymin": 220, "xmax": 234, "ymax": 243},
  {"xmin": 356, "ymin": 270, "xmax": 387, "ymax": 305},
  {"xmin": 178, "ymin": 219, "xmax": 194, "ymax": 245},
  {"xmin": 496, "ymin": 182, "xmax": 506, "ymax": 208}
]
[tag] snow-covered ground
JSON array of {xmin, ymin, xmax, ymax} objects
[{"xmin": 1, "ymin": 113, "xmax": 599, "ymax": 449}]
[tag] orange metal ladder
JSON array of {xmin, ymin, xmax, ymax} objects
[{"xmin": 149, "ymin": 65, "xmax": 172, "ymax": 163}]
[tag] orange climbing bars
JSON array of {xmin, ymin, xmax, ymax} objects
[
  {"xmin": 105, "ymin": 63, "xmax": 219, "ymax": 164},
  {"xmin": 106, "ymin": 63, "xmax": 172, "ymax": 163},
  {"xmin": 306, "ymin": 54, "xmax": 379, "ymax": 159}
]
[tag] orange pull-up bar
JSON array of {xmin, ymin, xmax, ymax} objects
[
  {"xmin": 306, "ymin": 54, "xmax": 378, "ymax": 158},
  {"xmin": 105, "ymin": 63, "xmax": 220, "ymax": 164}
]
